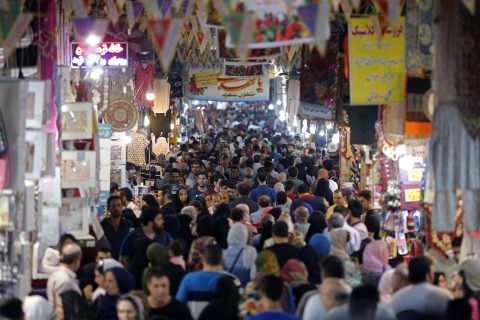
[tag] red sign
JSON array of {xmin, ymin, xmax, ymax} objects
[{"xmin": 71, "ymin": 42, "xmax": 128, "ymax": 68}]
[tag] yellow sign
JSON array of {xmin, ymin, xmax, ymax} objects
[
  {"xmin": 408, "ymin": 168, "xmax": 424, "ymax": 182},
  {"xmin": 404, "ymin": 188, "xmax": 422, "ymax": 203},
  {"xmin": 195, "ymin": 71, "xmax": 218, "ymax": 88},
  {"xmin": 348, "ymin": 17, "xmax": 406, "ymax": 105}
]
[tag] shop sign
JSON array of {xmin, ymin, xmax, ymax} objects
[
  {"xmin": 407, "ymin": 168, "xmax": 424, "ymax": 182},
  {"xmin": 189, "ymin": 68, "xmax": 269, "ymax": 102},
  {"xmin": 71, "ymin": 42, "xmax": 128, "ymax": 68},
  {"xmin": 195, "ymin": 71, "xmax": 218, "ymax": 88},
  {"xmin": 404, "ymin": 188, "xmax": 422, "ymax": 202},
  {"xmin": 348, "ymin": 17, "xmax": 405, "ymax": 105}
]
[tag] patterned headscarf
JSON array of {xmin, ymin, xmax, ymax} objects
[
  {"xmin": 280, "ymin": 259, "xmax": 309, "ymax": 284},
  {"xmin": 329, "ymin": 229, "xmax": 350, "ymax": 260},
  {"xmin": 255, "ymin": 250, "xmax": 280, "ymax": 278}
]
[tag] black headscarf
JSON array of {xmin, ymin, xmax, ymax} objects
[
  {"xmin": 196, "ymin": 215, "xmax": 214, "ymax": 237},
  {"xmin": 305, "ymin": 212, "xmax": 327, "ymax": 243},
  {"xmin": 198, "ymin": 276, "xmax": 240, "ymax": 320},
  {"xmin": 178, "ymin": 214, "xmax": 193, "ymax": 246},
  {"xmin": 142, "ymin": 194, "xmax": 159, "ymax": 208},
  {"xmin": 163, "ymin": 215, "xmax": 181, "ymax": 238},
  {"xmin": 173, "ymin": 187, "xmax": 190, "ymax": 213}
]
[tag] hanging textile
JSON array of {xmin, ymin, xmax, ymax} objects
[
  {"xmin": 405, "ymin": 0, "xmax": 434, "ymax": 71},
  {"xmin": 135, "ymin": 62, "xmax": 154, "ymax": 108},
  {"xmin": 152, "ymin": 135, "xmax": 170, "ymax": 157},
  {"xmin": 153, "ymin": 79, "xmax": 170, "ymax": 114},
  {"xmin": 287, "ymin": 79, "xmax": 300, "ymax": 129},
  {"xmin": 127, "ymin": 131, "xmax": 149, "ymax": 166}
]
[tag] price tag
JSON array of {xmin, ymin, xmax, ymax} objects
[
  {"xmin": 408, "ymin": 168, "xmax": 424, "ymax": 182},
  {"xmin": 404, "ymin": 188, "xmax": 422, "ymax": 202}
]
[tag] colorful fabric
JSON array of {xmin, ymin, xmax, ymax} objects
[
  {"xmin": 187, "ymin": 236, "xmax": 216, "ymax": 271},
  {"xmin": 280, "ymin": 259, "xmax": 308, "ymax": 284},
  {"xmin": 126, "ymin": 131, "xmax": 149, "ymax": 166},
  {"xmin": 255, "ymin": 250, "xmax": 280, "ymax": 278}
]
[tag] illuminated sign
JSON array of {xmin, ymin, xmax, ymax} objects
[{"xmin": 71, "ymin": 42, "xmax": 128, "ymax": 68}]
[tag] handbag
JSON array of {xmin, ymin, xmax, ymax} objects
[{"xmin": 228, "ymin": 248, "xmax": 244, "ymax": 273}]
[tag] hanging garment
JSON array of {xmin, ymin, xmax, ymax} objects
[
  {"xmin": 127, "ymin": 131, "xmax": 149, "ymax": 166},
  {"xmin": 287, "ymin": 79, "xmax": 300, "ymax": 129},
  {"xmin": 152, "ymin": 135, "xmax": 170, "ymax": 157},
  {"xmin": 135, "ymin": 62, "xmax": 155, "ymax": 108},
  {"xmin": 153, "ymin": 79, "xmax": 170, "ymax": 114}
]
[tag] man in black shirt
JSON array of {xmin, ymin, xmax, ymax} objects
[
  {"xmin": 228, "ymin": 182, "xmax": 259, "ymax": 213},
  {"xmin": 145, "ymin": 267, "xmax": 193, "ymax": 320},
  {"xmin": 266, "ymin": 221, "xmax": 300, "ymax": 268},
  {"xmin": 101, "ymin": 195, "xmax": 134, "ymax": 259},
  {"xmin": 357, "ymin": 190, "xmax": 381, "ymax": 240}
]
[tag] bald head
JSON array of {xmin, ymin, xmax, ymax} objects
[
  {"xmin": 319, "ymin": 278, "xmax": 350, "ymax": 311},
  {"xmin": 61, "ymin": 243, "xmax": 82, "ymax": 271},
  {"xmin": 235, "ymin": 203, "xmax": 250, "ymax": 216},
  {"xmin": 319, "ymin": 168, "xmax": 329, "ymax": 179}
]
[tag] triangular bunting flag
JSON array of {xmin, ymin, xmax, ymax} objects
[
  {"xmin": 71, "ymin": 0, "xmax": 91, "ymax": 18},
  {"xmin": 297, "ymin": 4, "xmax": 318, "ymax": 35},
  {"xmin": 460, "ymin": 0, "xmax": 476, "ymax": 14},
  {"xmin": 351, "ymin": 0, "xmax": 361, "ymax": 10},
  {"xmin": 211, "ymin": 0, "xmax": 231, "ymax": 15},
  {"xmin": 340, "ymin": 0, "xmax": 352, "ymax": 19},
  {"xmin": 105, "ymin": 0, "xmax": 122, "ymax": 25},
  {"xmin": 160, "ymin": 0, "xmax": 173, "ymax": 17},
  {"xmin": 2, "ymin": 13, "xmax": 33, "ymax": 58},
  {"xmin": 127, "ymin": 1, "xmax": 143, "ymax": 30},
  {"xmin": 141, "ymin": 0, "xmax": 160, "ymax": 19},
  {"xmin": 147, "ymin": 18, "xmax": 183, "ymax": 71},
  {"xmin": 72, "ymin": 18, "xmax": 110, "ymax": 42},
  {"xmin": 330, "ymin": 0, "xmax": 340, "ymax": 11},
  {"xmin": 315, "ymin": 0, "xmax": 331, "ymax": 56}
]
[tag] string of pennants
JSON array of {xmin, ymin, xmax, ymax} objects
[{"xmin": 0, "ymin": 0, "xmax": 477, "ymax": 69}]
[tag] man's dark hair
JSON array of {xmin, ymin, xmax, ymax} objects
[
  {"xmin": 145, "ymin": 266, "xmax": 170, "ymax": 284},
  {"xmin": 171, "ymin": 168, "xmax": 181, "ymax": 175},
  {"xmin": 142, "ymin": 206, "xmax": 163, "ymax": 226},
  {"xmin": 230, "ymin": 208, "xmax": 245, "ymax": 222},
  {"xmin": 357, "ymin": 190, "xmax": 372, "ymax": 202},
  {"xmin": 97, "ymin": 244, "xmax": 112, "ymax": 255},
  {"xmin": 321, "ymin": 256, "xmax": 345, "ymax": 280},
  {"xmin": 237, "ymin": 183, "xmax": 251, "ymax": 197},
  {"xmin": 284, "ymin": 180, "xmax": 295, "ymax": 192},
  {"xmin": 0, "ymin": 297, "xmax": 24, "ymax": 320},
  {"xmin": 196, "ymin": 172, "xmax": 207, "ymax": 179},
  {"xmin": 264, "ymin": 161, "xmax": 274, "ymax": 172},
  {"xmin": 107, "ymin": 195, "xmax": 122, "ymax": 207},
  {"xmin": 276, "ymin": 191, "xmax": 287, "ymax": 205},
  {"xmin": 190, "ymin": 160, "xmax": 202, "ymax": 168},
  {"xmin": 288, "ymin": 166, "xmax": 298, "ymax": 178},
  {"xmin": 219, "ymin": 179, "xmax": 229, "ymax": 188},
  {"xmin": 120, "ymin": 187, "xmax": 134, "ymax": 202},
  {"xmin": 231, "ymin": 165, "xmax": 240, "ymax": 172},
  {"xmin": 408, "ymin": 256, "xmax": 433, "ymax": 284},
  {"xmin": 257, "ymin": 170, "xmax": 267, "ymax": 183},
  {"xmin": 348, "ymin": 199, "xmax": 363, "ymax": 218},
  {"xmin": 333, "ymin": 205, "xmax": 350, "ymax": 218},
  {"xmin": 273, "ymin": 221, "xmax": 289, "ymax": 238},
  {"xmin": 349, "ymin": 285, "xmax": 379, "ymax": 320},
  {"xmin": 158, "ymin": 185, "xmax": 171, "ymax": 194},
  {"xmin": 203, "ymin": 244, "xmax": 223, "ymax": 266},
  {"xmin": 227, "ymin": 181, "xmax": 237, "ymax": 190},
  {"xmin": 298, "ymin": 183, "xmax": 310, "ymax": 194},
  {"xmin": 253, "ymin": 154, "xmax": 261, "ymax": 163},
  {"xmin": 189, "ymin": 200, "xmax": 203, "ymax": 213},
  {"xmin": 260, "ymin": 275, "xmax": 283, "ymax": 302},
  {"xmin": 110, "ymin": 182, "xmax": 119, "ymax": 194}
]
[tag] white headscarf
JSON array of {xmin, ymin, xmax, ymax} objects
[{"xmin": 23, "ymin": 295, "xmax": 55, "ymax": 320}]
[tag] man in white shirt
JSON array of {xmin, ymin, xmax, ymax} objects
[
  {"xmin": 347, "ymin": 200, "xmax": 369, "ymax": 240},
  {"xmin": 47, "ymin": 243, "xmax": 82, "ymax": 307},
  {"xmin": 327, "ymin": 211, "xmax": 361, "ymax": 254},
  {"xmin": 389, "ymin": 256, "xmax": 453, "ymax": 317}
]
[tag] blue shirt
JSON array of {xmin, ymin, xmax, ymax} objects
[
  {"xmin": 250, "ymin": 185, "xmax": 276, "ymax": 203},
  {"xmin": 246, "ymin": 311, "xmax": 299, "ymax": 320},
  {"xmin": 119, "ymin": 229, "xmax": 171, "ymax": 267},
  {"xmin": 175, "ymin": 271, "xmax": 224, "ymax": 319}
]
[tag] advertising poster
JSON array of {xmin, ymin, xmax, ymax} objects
[
  {"xmin": 348, "ymin": 17, "xmax": 406, "ymax": 105},
  {"xmin": 189, "ymin": 68, "xmax": 269, "ymax": 102}
]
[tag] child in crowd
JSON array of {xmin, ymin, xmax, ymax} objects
[{"xmin": 169, "ymin": 239, "xmax": 186, "ymax": 270}]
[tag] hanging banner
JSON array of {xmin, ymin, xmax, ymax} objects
[
  {"xmin": 217, "ymin": 30, "xmax": 282, "ymax": 60},
  {"xmin": 225, "ymin": 0, "xmax": 313, "ymax": 49},
  {"xmin": 224, "ymin": 63, "xmax": 264, "ymax": 77},
  {"xmin": 189, "ymin": 68, "xmax": 269, "ymax": 102},
  {"xmin": 147, "ymin": 18, "xmax": 183, "ymax": 71},
  {"xmin": 348, "ymin": 17, "xmax": 406, "ymax": 105},
  {"xmin": 126, "ymin": 1, "xmax": 143, "ymax": 30}
]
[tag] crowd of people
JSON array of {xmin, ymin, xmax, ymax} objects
[{"xmin": 1, "ymin": 106, "xmax": 479, "ymax": 320}]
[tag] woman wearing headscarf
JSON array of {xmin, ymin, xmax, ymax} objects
[
  {"xmin": 174, "ymin": 187, "xmax": 190, "ymax": 213},
  {"xmin": 198, "ymin": 276, "xmax": 240, "ymax": 320},
  {"xmin": 329, "ymin": 229, "xmax": 362, "ymax": 288},
  {"xmin": 280, "ymin": 259, "xmax": 317, "ymax": 307},
  {"xmin": 142, "ymin": 194, "xmax": 159, "ymax": 209},
  {"xmin": 187, "ymin": 215, "xmax": 217, "ymax": 271},
  {"xmin": 178, "ymin": 211, "xmax": 194, "ymax": 248},
  {"xmin": 305, "ymin": 212, "xmax": 327, "ymax": 243},
  {"xmin": 239, "ymin": 251, "xmax": 294, "ymax": 318},
  {"xmin": 98, "ymin": 267, "xmax": 135, "ymax": 320},
  {"xmin": 23, "ymin": 295, "xmax": 55, "ymax": 320},
  {"xmin": 56, "ymin": 289, "xmax": 93, "ymax": 320},
  {"xmin": 116, "ymin": 294, "xmax": 144, "ymax": 320},
  {"xmin": 361, "ymin": 240, "xmax": 391, "ymax": 288},
  {"xmin": 256, "ymin": 218, "xmax": 273, "ymax": 251},
  {"xmin": 224, "ymin": 223, "xmax": 257, "ymax": 287},
  {"xmin": 447, "ymin": 258, "xmax": 480, "ymax": 320}
]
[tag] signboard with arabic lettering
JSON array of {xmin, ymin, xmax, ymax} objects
[
  {"xmin": 71, "ymin": 42, "xmax": 128, "ymax": 68},
  {"xmin": 189, "ymin": 68, "xmax": 269, "ymax": 102},
  {"xmin": 348, "ymin": 17, "xmax": 405, "ymax": 105}
]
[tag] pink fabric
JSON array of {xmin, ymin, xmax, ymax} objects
[
  {"xmin": 469, "ymin": 297, "xmax": 479, "ymax": 320},
  {"xmin": 169, "ymin": 256, "xmax": 186, "ymax": 270},
  {"xmin": 362, "ymin": 240, "xmax": 391, "ymax": 273}
]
